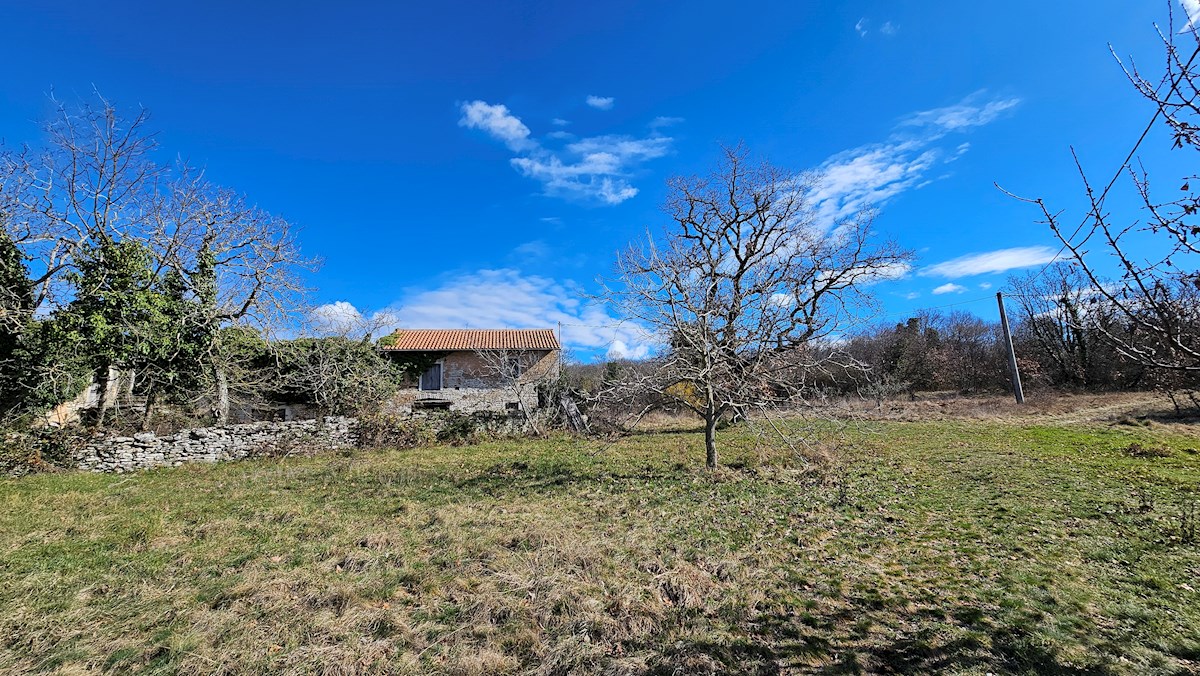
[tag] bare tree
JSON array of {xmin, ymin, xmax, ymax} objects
[
  {"xmin": 0, "ymin": 94, "xmax": 315, "ymax": 424},
  {"xmin": 1006, "ymin": 263, "xmax": 1122, "ymax": 389},
  {"xmin": 153, "ymin": 171, "xmax": 316, "ymax": 422},
  {"xmin": 609, "ymin": 145, "xmax": 912, "ymax": 468},
  {"xmin": 470, "ymin": 347, "xmax": 548, "ymax": 435},
  {"xmin": 0, "ymin": 94, "xmax": 174, "ymax": 317},
  {"xmin": 1009, "ymin": 10, "xmax": 1200, "ymax": 388}
]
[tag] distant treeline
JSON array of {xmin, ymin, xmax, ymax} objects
[{"xmin": 568, "ymin": 261, "xmax": 1200, "ymax": 406}]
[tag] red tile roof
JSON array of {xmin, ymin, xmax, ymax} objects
[{"xmin": 380, "ymin": 328, "xmax": 561, "ymax": 352}]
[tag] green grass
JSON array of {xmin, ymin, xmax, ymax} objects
[{"xmin": 1, "ymin": 417, "xmax": 1199, "ymax": 674}]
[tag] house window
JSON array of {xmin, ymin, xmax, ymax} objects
[
  {"xmin": 419, "ymin": 362, "xmax": 442, "ymax": 391},
  {"xmin": 504, "ymin": 355, "xmax": 523, "ymax": 379}
]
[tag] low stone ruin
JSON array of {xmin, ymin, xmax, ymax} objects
[{"xmin": 74, "ymin": 416, "xmax": 357, "ymax": 473}]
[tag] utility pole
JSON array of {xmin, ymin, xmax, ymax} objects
[{"xmin": 996, "ymin": 292, "xmax": 1025, "ymax": 404}]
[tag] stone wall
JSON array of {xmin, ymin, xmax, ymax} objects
[{"xmin": 74, "ymin": 416, "xmax": 357, "ymax": 473}]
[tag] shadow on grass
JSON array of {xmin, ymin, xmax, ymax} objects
[
  {"xmin": 620, "ymin": 424, "xmax": 706, "ymax": 436},
  {"xmin": 643, "ymin": 602, "xmax": 1116, "ymax": 676}
]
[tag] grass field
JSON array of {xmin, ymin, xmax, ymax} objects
[{"xmin": 2, "ymin": 399, "xmax": 1199, "ymax": 674}]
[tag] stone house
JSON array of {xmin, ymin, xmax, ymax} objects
[{"xmin": 380, "ymin": 328, "xmax": 561, "ymax": 413}]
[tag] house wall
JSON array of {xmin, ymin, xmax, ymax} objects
[
  {"xmin": 387, "ymin": 349, "xmax": 560, "ymax": 414},
  {"xmin": 41, "ymin": 367, "xmax": 127, "ymax": 427}
]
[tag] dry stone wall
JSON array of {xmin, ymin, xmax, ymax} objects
[{"xmin": 75, "ymin": 417, "xmax": 357, "ymax": 473}]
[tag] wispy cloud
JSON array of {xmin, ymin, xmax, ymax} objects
[
  {"xmin": 649, "ymin": 116, "xmax": 685, "ymax": 129},
  {"xmin": 922, "ymin": 246, "xmax": 1059, "ymax": 278},
  {"xmin": 586, "ymin": 95, "xmax": 615, "ymax": 110},
  {"xmin": 855, "ymin": 18, "xmax": 897, "ymax": 37},
  {"xmin": 512, "ymin": 240, "xmax": 550, "ymax": 259},
  {"xmin": 809, "ymin": 141, "xmax": 938, "ymax": 226},
  {"xmin": 458, "ymin": 101, "xmax": 535, "ymax": 152},
  {"xmin": 1181, "ymin": 0, "xmax": 1200, "ymax": 31},
  {"xmin": 850, "ymin": 261, "xmax": 913, "ymax": 285},
  {"xmin": 932, "ymin": 283, "xmax": 967, "ymax": 295},
  {"xmin": 369, "ymin": 269, "xmax": 655, "ymax": 359},
  {"xmin": 901, "ymin": 92, "xmax": 1020, "ymax": 131},
  {"xmin": 459, "ymin": 100, "xmax": 673, "ymax": 205},
  {"xmin": 808, "ymin": 91, "xmax": 1021, "ymax": 226}
]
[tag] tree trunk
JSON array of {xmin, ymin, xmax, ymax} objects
[
  {"xmin": 140, "ymin": 385, "xmax": 157, "ymax": 432},
  {"xmin": 704, "ymin": 413, "xmax": 718, "ymax": 469},
  {"xmin": 212, "ymin": 365, "xmax": 229, "ymax": 423},
  {"xmin": 93, "ymin": 363, "xmax": 112, "ymax": 429},
  {"xmin": 511, "ymin": 382, "xmax": 540, "ymax": 436}
]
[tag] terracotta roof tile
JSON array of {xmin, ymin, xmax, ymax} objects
[{"xmin": 380, "ymin": 328, "xmax": 561, "ymax": 352}]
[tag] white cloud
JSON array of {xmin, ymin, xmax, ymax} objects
[
  {"xmin": 903, "ymin": 291, "xmax": 920, "ymax": 300},
  {"xmin": 551, "ymin": 118, "xmax": 570, "ymax": 126},
  {"xmin": 650, "ymin": 116, "xmax": 684, "ymax": 129},
  {"xmin": 382, "ymin": 268, "xmax": 656, "ymax": 359},
  {"xmin": 1182, "ymin": 0, "xmax": 1200, "ymax": 31},
  {"xmin": 460, "ymin": 100, "xmax": 673, "ymax": 205},
  {"xmin": 835, "ymin": 260, "xmax": 912, "ymax": 285},
  {"xmin": 586, "ymin": 95, "xmax": 615, "ymax": 110},
  {"xmin": 809, "ymin": 142, "xmax": 938, "ymax": 225},
  {"xmin": 310, "ymin": 301, "xmax": 398, "ymax": 338},
  {"xmin": 807, "ymin": 92, "xmax": 1020, "ymax": 227},
  {"xmin": 513, "ymin": 240, "xmax": 549, "ymax": 258},
  {"xmin": 458, "ymin": 100, "xmax": 535, "ymax": 152},
  {"xmin": 770, "ymin": 292, "xmax": 795, "ymax": 307},
  {"xmin": 979, "ymin": 282, "xmax": 993, "ymax": 290},
  {"xmin": 607, "ymin": 340, "xmax": 650, "ymax": 360},
  {"xmin": 311, "ymin": 301, "xmax": 363, "ymax": 330},
  {"xmin": 509, "ymin": 135, "xmax": 672, "ymax": 205},
  {"xmin": 932, "ymin": 283, "xmax": 967, "ymax": 295},
  {"xmin": 856, "ymin": 18, "xmax": 896, "ymax": 37},
  {"xmin": 902, "ymin": 91, "xmax": 1021, "ymax": 131},
  {"xmin": 922, "ymin": 246, "xmax": 1059, "ymax": 278}
]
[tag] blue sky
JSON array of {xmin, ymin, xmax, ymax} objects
[{"xmin": 0, "ymin": 1, "xmax": 1192, "ymax": 359}]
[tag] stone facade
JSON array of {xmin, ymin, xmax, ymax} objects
[
  {"xmin": 74, "ymin": 416, "xmax": 357, "ymax": 473},
  {"xmin": 387, "ymin": 349, "xmax": 560, "ymax": 414}
]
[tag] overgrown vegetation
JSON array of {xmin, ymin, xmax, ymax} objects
[
  {"xmin": 2, "ymin": 405, "xmax": 1198, "ymax": 674},
  {"xmin": 0, "ymin": 94, "xmax": 313, "ymax": 429}
]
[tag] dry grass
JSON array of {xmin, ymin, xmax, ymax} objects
[
  {"xmin": 838, "ymin": 390, "xmax": 1176, "ymax": 423},
  {"xmin": 1, "ymin": 407, "xmax": 1199, "ymax": 674}
]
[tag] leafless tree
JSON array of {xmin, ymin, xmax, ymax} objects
[
  {"xmin": 471, "ymin": 348, "xmax": 547, "ymax": 435},
  {"xmin": 1006, "ymin": 263, "xmax": 1122, "ymax": 389},
  {"xmin": 1, "ymin": 95, "xmax": 157, "ymax": 312},
  {"xmin": 1008, "ymin": 9, "xmax": 1200, "ymax": 389},
  {"xmin": 608, "ymin": 145, "xmax": 913, "ymax": 468},
  {"xmin": 99, "ymin": 159, "xmax": 317, "ymax": 423},
  {"xmin": 0, "ymin": 93, "xmax": 316, "ymax": 423}
]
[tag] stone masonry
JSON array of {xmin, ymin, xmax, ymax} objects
[{"xmin": 74, "ymin": 416, "xmax": 357, "ymax": 473}]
